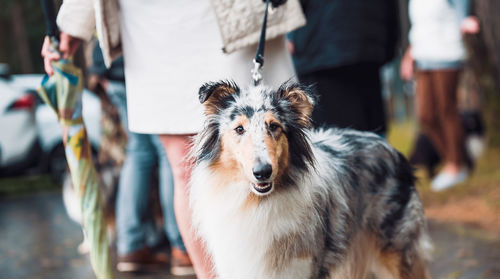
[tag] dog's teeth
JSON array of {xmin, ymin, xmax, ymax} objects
[
  {"xmin": 256, "ymin": 183, "xmax": 270, "ymax": 188},
  {"xmin": 253, "ymin": 183, "xmax": 273, "ymax": 194}
]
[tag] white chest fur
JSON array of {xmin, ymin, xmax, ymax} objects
[{"xmin": 189, "ymin": 166, "xmax": 317, "ymax": 279}]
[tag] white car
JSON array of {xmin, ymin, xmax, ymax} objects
[
  {"xmin": 0, "ymin": 65, "xmax": 101, "ymax": 180},
  {"xmin": 0, "ymin": 68, "xmax": 39, "ymax": 175}
]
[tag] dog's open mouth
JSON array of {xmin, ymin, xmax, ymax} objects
[{"xmin": 252, "ymin": 182, "xmax": 274, "ymax": 196}]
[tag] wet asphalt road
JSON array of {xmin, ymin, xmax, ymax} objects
[{"xmin": 1, "ymin": 192, "xmax": 499, "ymax": 279}]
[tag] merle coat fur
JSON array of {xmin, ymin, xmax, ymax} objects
[{"xmin": 189, "ymin": 81, "xmax": 431, "ymax": 279}]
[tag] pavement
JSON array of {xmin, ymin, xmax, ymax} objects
[{"xmin": 1, "ymin": 192, "xmax": 499, "ymax": 279}]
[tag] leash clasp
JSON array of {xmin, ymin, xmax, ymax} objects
[{"xmin": 251, "ymin": 59, "xmax": 263, "ymax": 86}]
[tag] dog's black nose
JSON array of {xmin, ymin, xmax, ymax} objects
[{"xmin": 253, "ymin": 163, "xmax": 272, "ymax": 180}]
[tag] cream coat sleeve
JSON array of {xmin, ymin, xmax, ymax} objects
[{"xmin": 56, "ymin": 0, "xmax": 96, "ymax": 41}]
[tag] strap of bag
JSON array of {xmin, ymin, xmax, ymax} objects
[{"xmin": 251, "ymin": 0, "xmax": 271, "ymax": 86}]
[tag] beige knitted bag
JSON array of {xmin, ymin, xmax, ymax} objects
[{"xmin": 211, "ymin": 0, "xmax": 306, "ymax": 53}]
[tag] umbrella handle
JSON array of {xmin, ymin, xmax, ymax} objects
[{"xmin": 40, "ymin": 0, "xmax": 60, "ymax": 47}]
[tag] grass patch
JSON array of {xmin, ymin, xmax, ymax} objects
[
  {"xmin": 387, "ymin": 119, "xmax": 417, "ymax": 157},
  {"xmin": 388, "ymin": 120, "xmax": 500, "ymax": 234},
  {"xmin": 0, "ymin": 174, "xmax": 60, "ymax": 197}
]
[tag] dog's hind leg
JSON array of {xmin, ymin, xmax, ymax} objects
[{"xmin": 372, "ymin": 249, "xmax": 431, "ymax": 279}]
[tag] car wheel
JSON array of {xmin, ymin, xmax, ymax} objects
[{"xmin": 48, "ymin": 144, "xmax": 67, "ymax": 184}]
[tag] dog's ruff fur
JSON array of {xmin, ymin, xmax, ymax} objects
[{"xmin": 189, "ymin": 81, "xmax": 432, "ymax": 279}]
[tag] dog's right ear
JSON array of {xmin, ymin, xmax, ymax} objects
[{"xmin": 199, "ymin": 81, "xmax": 240, "ymax": 115}]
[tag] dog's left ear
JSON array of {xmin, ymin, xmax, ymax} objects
[
  {"xmin": 199, "ymin": 81, "xmax": 239, "ymax": 115},
  {"xmin": 276, "ymin": 82, "xmax": 315, "ymax": 127}
]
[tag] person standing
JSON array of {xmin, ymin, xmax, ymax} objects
[
  {"xmin": 287, "ymin": 0, "xmax": 400, "ymax": 135},
  {"xmin": 400, "ymin": 0, "xmax": 479, "ymax": 191},
  {"xmin": 42, "ymin": 0, "xmax": 304, "ymax": 277}
]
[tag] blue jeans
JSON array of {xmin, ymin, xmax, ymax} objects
[{"xmin": 107, "ymin": 81, "xmax": 185, "ymax": 255}]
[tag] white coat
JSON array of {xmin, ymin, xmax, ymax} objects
[
  {"xmin": 56, "ymin": 0, "xmax": 304, "ymax": 134},
  {"xmin": 409, "ymin": 0, "xmax": 466, "ymax": 63}
]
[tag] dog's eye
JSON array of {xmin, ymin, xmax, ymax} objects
[
  {"xmin": 269, "ymin": 123, "xmax": 280, "ymax": 132},
  {"xmin": 235, "ymin": 125, "xmax": 245, "ymax": 135}
]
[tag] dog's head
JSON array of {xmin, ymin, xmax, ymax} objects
[{"xmin": 192, "ymin": 80, "xmax": 315, "ymax": 196}]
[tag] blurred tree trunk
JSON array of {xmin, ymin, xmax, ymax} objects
[
  {"xmin": 468, "ymin": 0, "xmax": 500, "ymax": 146},
  {"xmin": 10, "ymin": 2, "xmax": 33, "ymax": 73}
]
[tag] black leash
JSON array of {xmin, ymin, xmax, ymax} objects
[{"xmin": 251, "ymin": 0, "xmax": 271, "ymax": 86}]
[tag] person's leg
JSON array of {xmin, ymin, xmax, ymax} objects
[
  {"xmin": 425, "ymin": 69, "xmax": 468, "ymax": 190},
  {"xmin": 115, "ymin": 132, "xmax": 156, "ymax": 256},
  {"xmin": 357, "ymin": 63, "xmax": 387, "ymax": 135},
  {"xmin": 415, "ymin": 70, "xmax": 447, "ymax": 156},
  {"xmin": 151, "ymin": 135, "xmax": 194, "ymax": 275},
  {"xmin": 151, "ymin": 135, "xmax": 185, "ymax": 249},
  {"xmin": 159, "ymin": 134, "xmax": 216, "ymax": 279},
  {"xmin": 432, "ymin": 69, "xmax": 466, "ymax": 170}
]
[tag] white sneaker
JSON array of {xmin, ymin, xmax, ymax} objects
[{"xmin": 431, "ymin": 168, "xmax": 468, "ymax": 192}]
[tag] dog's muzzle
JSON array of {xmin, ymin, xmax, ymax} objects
[{"xmin": 251, "ymin": 163, "xmax": 274, "ymax": 195}]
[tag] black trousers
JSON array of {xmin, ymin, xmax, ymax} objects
[{"xmin": 299, "ymin": 63, "xmax": 387, "ymax": 134}]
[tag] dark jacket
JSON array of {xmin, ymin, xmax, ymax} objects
[{"xmin": 289, "ymin": 0, "xmax": 400, "ymax": 75}]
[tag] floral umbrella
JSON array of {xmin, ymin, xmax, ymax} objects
[{"xmin": 38, "ymin": 55, "xmax": 113, "ymax": 279}]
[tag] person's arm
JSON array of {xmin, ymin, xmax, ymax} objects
[
  {"xmin": 56, "ymin": 0, "xmax": 96, "ymax": 41},
  {"xmin": 41, "ymin": 0, "xmax": 95, "ymax": 75},
  {"xmin": 400, "ymin": 46, "xmax": 414, "ymax": 81},
  {"xmin": 449, "ymin": 0, "xmax": 480, "ymax": 35}
]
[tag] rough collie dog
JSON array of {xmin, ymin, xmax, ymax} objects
[{"xmin": 189, "ymin": 81, "xmax": 432, "ymax": 279}]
